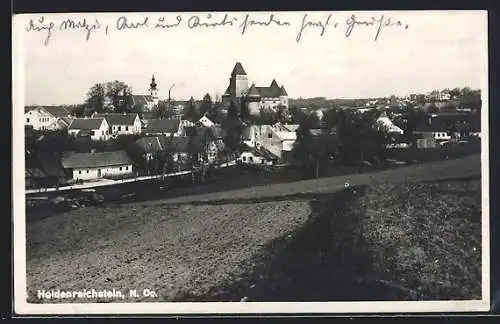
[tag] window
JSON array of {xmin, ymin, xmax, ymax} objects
[
  {"xmin": 26, "ymin": 118, "xmax": 30, "ymax": 123},
  {"xmin": 126, "ymin": 166, "xmax": 129, "ymax": 170},
  {"xmin": 126, "ymin": 126, "xmax": 129, "ymax": 131},
  {"xmin": 118, "ymin": 126, "xmax": 121, "ymax": 131},
  {"xmin": 242, "ymin": 156, "xmax": 246, "ymax": 161},
  {"xmin": 90, "ymin": 131, "xmax": 95, "ymax": 136},
  {"xmin": 261, "ymin": 159, "xmax": 264, "ymax": 164},
  {"xmin": 249, "ymin": 156, "xmax": 253, "ymax": 162},
  {"xmin": 39, "ymin": 118, "xmax": 41, "ymax": 123},
  {"xmin": 119, "ymin": 167, "xmax": 123, "ymax": 171},
  {"xmin": 87, "ymin": 170, "xmax": 89, "ymax": 174},
  {"xmin": 268, "ymin": 133, "xmax": 272, "ymax": 138},
  {"xmin": 79, "ymin": 170, "xmax": 82, "ymax": 174}
]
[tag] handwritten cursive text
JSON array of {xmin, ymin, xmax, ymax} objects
[
  {"xmin": 296, "ymin": 13, "xmax": 337, "ymax": 43},
  {"xmin": 187, "ymin": 14, "xmax": 237, "ymax": 29},
  {"xmin": 25, "ymin": 16, "xmax": 55, "ymax": 46},
  {"xmin": 345, "ymin": 14, "xmax": 409, "ymax": 41},
  {"xmin": 59, "ymin": 18, "xmax": 102, "ymax": 41},
  {"xmin": 116, "ymin": 16, "xmax": 150, "ymax": 31},
  {"xmin": 239, "ymin": 14, "xmax": 290, "ymax": 35},
  {"xmin": 155, "ymin": 16, "xmax": 182, "ymax": 29}
]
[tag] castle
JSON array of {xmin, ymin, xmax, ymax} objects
[{"xmin": 221, "ymin": 62, "xmax": 289, "ymax": 116}]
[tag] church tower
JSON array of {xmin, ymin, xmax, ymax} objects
[{"xmin": 149, "ymin": 74, "xmax": 159, "ymax": 105}]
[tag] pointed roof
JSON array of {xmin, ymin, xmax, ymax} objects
[
  {"xmin": 270, "ymin": 79, "xmax": 279, "ymax": 88},
  {"xmin": 223, "ymin": 85, "xmax": 231, "ymax": 96},
  {"xmin": 247, "ymin": 84, "xmax": 261, "ymax": 97},
  {"xmin": 231, "ymin": 62, "xmax": 247, "ymax": 76},
  {"xmin": 150, "ymin": 74, "xmax": 157, "ymax": 89},
  {"xmin": 280, "ymin": 86, "xmax": 288, "ymax": 96}
]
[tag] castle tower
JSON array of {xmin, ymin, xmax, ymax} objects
[
  {"xmin": 149, "ymin": 74, "xmax": 159, "ymax": 105},
  {"xmin": 229, "ymin": 62, "xmax": 249, "ymax": 105},
  {"xmin": 279, "ymin": 85, "xmax": 288, "ymax": 108}
]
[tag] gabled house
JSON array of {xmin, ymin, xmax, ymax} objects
[
  {"xmin": 25, "ymin": 106, "xmax": 75, "ymax": 131},
  {"xmin": 93, "ymin": 113, "xmax": 142, "ymax": 136},
  {"xmin": 239, "ymin": 146, "xmax": 279, "ymax": 165},
  {"xmin": 198, "ymin": 115, "xmax": 215, "ymax": 128},
  {"xmin": 258, "ymin": 125, "xmax": 297, "ymax": 163},
  {"xmin": 144, "ymin": 118, "xmax": 193, "ymax": 137},
  {"xmin": 68, "ymin": 118, "xmax": 110, "ymax": 141},
  {"xmin": 61, "ymin": 150, "xmax": 134, "ymax": 181}
]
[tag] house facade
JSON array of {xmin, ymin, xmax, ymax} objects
[
  {"xmin": 68, "ymin": 118, "xmax": 110, "ymax": 141},
  {"xmin": 239, "ymin": 147, "xmax": 279, "ymax": 165},
  {"xmin": 25, "ymin": 107, "xmax": 74, "ymax": 131},
  {"xmin": 93, "ymin": 113, "xmax": 142, "ymax": 136},
  {"xmin": 198, "ymin": 115, "xmax": 215, "ymax": 127},
  {"xmin": 258, "ymin": 125, "xmax": 296, "ymax": 162},
  {"xmin": 61, "ymin": 150, "xmax": 133, "ymax": 181}
]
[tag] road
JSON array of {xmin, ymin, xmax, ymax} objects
[{"xmin": 137, "ymin": 154, "xmax": 481, "ymax": 206}]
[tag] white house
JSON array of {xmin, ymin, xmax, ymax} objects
[
  {"xmin": 259, "ymin": 125, "xmax": 297, "ymax": 162},
  {"xmin": 61, "ymin": 150, "xmax": 133, "ymax": 181},
  {"xmin": 68, "ymin": 118, "xmax": 110, "ymax": 141},
  {"xmin": 198, "ymin": 115, "xmax": 215, "ymax": 128},
  {"xmin": 25, "ymin": 106, "xmax": 74, "ymax": 131},
  {"xmin": 93, "ymin": 113, "xmax": 142, "ymax": 136},
  {"xmin": 239, "ymin": 147, "xmax": 279, "ymax": 165}
]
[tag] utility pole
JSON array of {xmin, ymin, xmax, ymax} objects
[{"xmin": 168, "ymin": 84, "xmax": 175, "ymax": 119}]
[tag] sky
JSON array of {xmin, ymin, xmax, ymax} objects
[{"xmin": 14, "ymin": 11, "xmax": 488, "ymax": 106}]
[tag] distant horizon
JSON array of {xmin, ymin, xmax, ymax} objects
[
  {"xmin": 16, "ymin": 11, "xmax": 487, "ymax": 106},
  {"xmin": 23, "ymin": 86, "xmax": 480, "ymax": 107}
]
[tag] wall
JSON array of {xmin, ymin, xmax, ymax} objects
[
  {"xmin": 72, "ymin": 164, "xmax": 133, "ymax": 180},
  {"xmin": 258, "ymin": 126, "xmax": 283, "ymax": 158},
  {"xmin": 281, "ymin": 139, "xmax": 295, "ymax": 152},
  {"xmin": 434, "ymin": 132, "xmax": 451, "ymax": 140},
  {"xmin": 239, "ymin": 152, "xmax": 273, "ymax": 165},
  {"xmin": 248, "ymin": 101, "xmax": 260, "ymax": 116},
  {"xmin": 260, "ymin": 98, "xmax": 281, "ymax": 110}
]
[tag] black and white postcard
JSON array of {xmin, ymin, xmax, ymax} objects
[{"xmin": 12, "ymin": 10, "xmax": 490, "ymax": 315}]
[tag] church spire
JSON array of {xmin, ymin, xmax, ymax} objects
[{"xmin": 150, "ymin": 74, "xmax": 157, "ymax": 90}]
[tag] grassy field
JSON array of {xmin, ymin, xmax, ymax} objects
[{"xmin": 26, "ymin": 155, "xmax": 482, "ymax": 303}]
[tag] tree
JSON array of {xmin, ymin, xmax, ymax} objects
[
  {"xmin": 449, "ymin": 87, "xmax": 461, "ymax": 99},
  {"xmin": 200, "ymin": 94, "xmax": 212, "ymax": 117},
  {"xmin": 292, "ymin": 115, "xmax": 330, "ymax": 178},
  {"xmin": 322, "ymin": 107, "xmax": 340, "ymax": 130},
  {"xmin": 222, "ymin": 100, "xmax": 244, "ymax": 157},
  {"xmin": 289, "ymin": 105, "xmax": 308, "ymax": 125},
  {"xmin": 85, "ymin": 83, "xmax": 106, "ymax": 114},
  {"xmin": 276, "ymin": 104, "xmax": 291, "ymax": 124},
  {"xmin": 258, "ymin": 107, "xmax": 277, "ymax": 125},
  {"xmin": 105, "ymin": 80, "xmax": 133, "ymax": 113},
  {"xmin": 336, "ymin": 109, "xmax": 390, "ymax": 165},
  {"xmin": 183, "ymin": 97, "xmax": 198, "ymax": 122},
  {"xmin": 402, "ymin": 104, "xmax": 417, "ymax": 148},
  {"xmin": 156, "ymin": 100, "xmax": 175, "ymax": 119}
]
